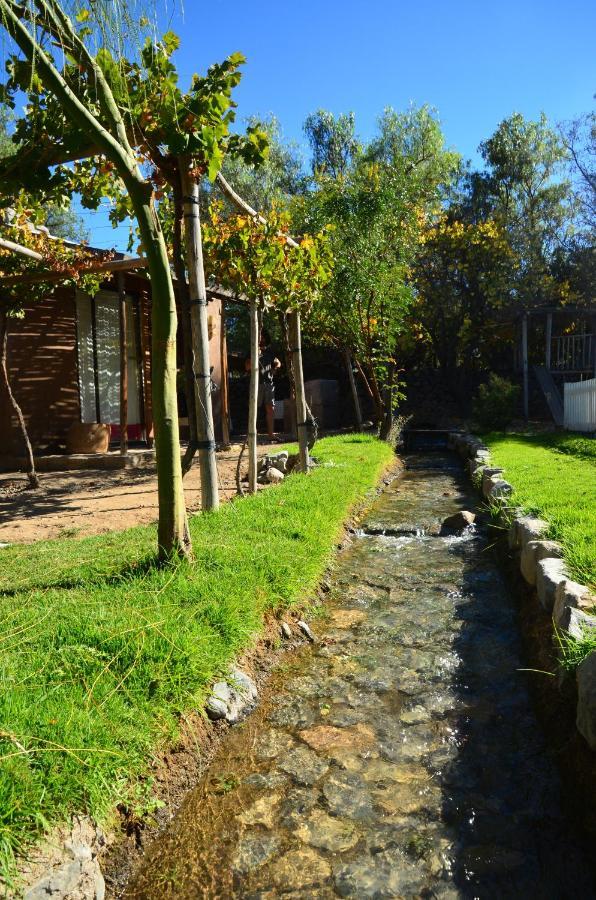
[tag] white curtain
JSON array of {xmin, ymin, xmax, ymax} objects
[{"xmin": 76, "ymin": 290, "xmax": 141, "ymax": 425}]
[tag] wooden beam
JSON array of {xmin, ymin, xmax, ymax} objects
[
  {"xmin": 215, "ymin": 172, "xmax": 300, "ymax": 249},
  {"xmin": 545, "ymin": 312, "xmax": 552, "ymax": 370},
  {"xmin": 118, "ymin": 271, "xmax": 128, "ymax": 456},
  {"xmin": 2, "ymin": 255, "xmax": 148, "ymax": 288},
  {"xmin": 0, "ymin": 237, "xmax": 43, "ymax": 261}
]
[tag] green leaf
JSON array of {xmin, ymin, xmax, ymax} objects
[{"xmin": 75, "ymin": 8, "xmax": 90, "ymax": 23}]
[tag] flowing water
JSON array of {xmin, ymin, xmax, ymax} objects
[{"xmin": 125, "ymin": 454, "xmax": 594, "ymax": 899}]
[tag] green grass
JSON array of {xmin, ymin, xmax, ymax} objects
[
  {"xmin": 482, "ymin": 431, "xmax": 596, "ymax": 591},
  {"xmin": 0, "ymin": 434, "xmax": 394, "ymax": 880}
]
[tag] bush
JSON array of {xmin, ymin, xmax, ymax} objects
[{"xmin": 473, "ymin": 374, "xmax": 520, "ymax": 430}]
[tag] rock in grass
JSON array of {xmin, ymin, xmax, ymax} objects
[
  {"xmin": 441, "ymin": 511, "xmax": 475, "ymax": 534},
  {"xmin": 298, "ymin": 620, "xmax": 316, "ymax": 642},
  {"xmin": 536, "ymin": 558, "xmax": 567, "ymax": 612},
  {"xmin": 577, "ymin": 652, "xmax": 596, "ymax": 750},
  {"xmin": 520, "ymin": 540, "xmax": 563, "ymax": 586},
  {"xmin": 554, "ymin": 580, "xmax": 596, "ymax": 630},
  {"xmin": 280, "ymin": 621, "xmax": 293, "ymax": 640},
  {"xmin": 265, "ymin": 467, "xmax": 285, "ymax": 484}
]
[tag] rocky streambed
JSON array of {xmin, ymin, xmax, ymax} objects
[{"xmin": 124, "ymin": 453, "xmax": 594, "ymax": 899}]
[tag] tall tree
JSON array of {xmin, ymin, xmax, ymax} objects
[
  {"xmin": 560, "ymin": 109, "xmax": 596, "ymax": 231},
  {"xmin": 479, "ymin": 112, "xmax": 573, "ymax": 308},
  {"xmin": 304, "ymin": 109, "xmax": 359, "ymax": 179},
  {"xmin": 0, "ymin": 0, "xmax": 191, "ymax": 559},
  {"xmin": 301, "ymin": 105, "xmax": 458, "ymax": 436}
]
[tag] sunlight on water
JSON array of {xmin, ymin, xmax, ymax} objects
[{"xmin": 126, "ymin": 454, "xmax": 594, "ymax": 899}]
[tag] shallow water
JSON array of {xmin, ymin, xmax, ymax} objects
[{"xmin": 125, "ymin": 454, "xmax": 594, "ymax": 899}]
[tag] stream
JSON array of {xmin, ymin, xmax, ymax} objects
[{"xmin": 125, "ymin": 453, "xmax": 594, "ymax": 899}]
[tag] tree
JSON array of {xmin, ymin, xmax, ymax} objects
[
  {"xmin": 0, "ymin": 0, "xmax": 191, "ymax": 559},
  {"xmin": 210, "ymin": 115, "xmax": 305, "ymax": 215},
  {"xmin": 304, "ymin": 110, "xmax": 359, "ymax": 179},
  {"xmin": 479, "ymin": 112, "xmax": 573, "ymax": 309},
  {"xmin": 0, "ymin": 5, "xmax": 268, "ymax": 552},
  {"xmin": 560, "ymin": 109, "xmax": 596, "ymax": 230},
  {"xmin": 300, "ymin": 105, "xmax": 458, "ymax": 437}
]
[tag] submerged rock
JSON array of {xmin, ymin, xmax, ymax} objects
[
  {"xmin": 205, "ymin": 669, "xmax": 258, "ymax": 723},
  {"xmin": 297, "ymin": 808, "xmax": 360, "ymax": 852},
  {"xmin": 441, "ymin": 510, "xmax": 475, "ymax": 534}
]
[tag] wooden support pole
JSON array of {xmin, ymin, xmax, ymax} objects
[
  {"xmin": 139, "ymin": 289, "xmax": 153, "ymax": 447},
  {"xmin": 180, "ymin": 165, "xmax": 219, "ymax": 511},
  {"xmin": 522, "ymin": 314, "xmax": 529, "ymax": 421},
  {"xmin": 248, "ymin": 301, "xmax": 259, "ymax": 493},
  {"xmin": 90, "ymin": 295, "xmax": 101, "ymax": 425},
  {"xmin": 545, "ymin": 312, "xmax": 552, "ymax": 371},
  {"xmin": 289, "ymin": 310, "xmax": 309, "ymax": 473},
  {"xmin": 344, "ymin": 348, "xmax": 362, "ymax": 429},
  {"xmin": 220, "ymin": 299, "xmax": 231, "ymax": 449},
  {"xmin": 118, "ymin": 271, "xmax": 128, "ymax": 456}
]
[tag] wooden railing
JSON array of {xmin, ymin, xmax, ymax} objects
[{"xmin": 551, "ymin": 333, "xmax": 594, "ymax": 372}]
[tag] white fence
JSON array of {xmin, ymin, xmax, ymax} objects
[{"xmin": 564, "ymin": 378, "xmax": 596, "ymax": 432}]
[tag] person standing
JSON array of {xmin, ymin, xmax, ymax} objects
[{"xmin": 245, "ymin": 329, "xmax": 281, "ymax": 440}]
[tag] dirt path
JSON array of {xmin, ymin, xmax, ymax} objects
[{"xmin": 0, "ymin": 441, "xmax": 282, "ymax": 544}]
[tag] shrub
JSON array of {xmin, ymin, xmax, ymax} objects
[{"xmin": 473, "ymin": 374, "xmax": 520, "ymax": 430}]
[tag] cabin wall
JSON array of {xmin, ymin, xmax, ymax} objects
[{"xmin": 0, "ymin": 288, "xmax": 80, "ymax": 457}]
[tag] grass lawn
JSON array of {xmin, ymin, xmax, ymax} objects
[
  {"xmin": 482, "ymin": 432, "xmax": 596, "ymax": 591},
  {"xmin": 0, "ymin": 434, "xmax": 394, "ymax": 880}
]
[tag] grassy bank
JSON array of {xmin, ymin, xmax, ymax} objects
[
  {"xmin": 482, "ymin": 432, "xmax": 596, "ymax": 590},
  {"xmin": 0, "ymin": 434, "xmax": 394, "ymax": 879}
]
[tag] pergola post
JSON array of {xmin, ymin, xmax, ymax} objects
[
  {"xmin": 247, "ymin": 301, "xmax": 259, "ymax": 493},
  {"xmin": 522, "ymin": 313, "xmax": 529, "ymax": 420},
  {"xmin": 180, "ymin": 165, "xmax": 220, "ymax": 511},
  {"xmin": 289, "ymin": 310, "xmax": 309, "ymax": 473},
  {"xmin": 118, "ymin": 271, "xmax": 128, "ymax": 456},
  {"xmin": 220, "ymin": 299, "xmax": 231, "ymax": 449},
  {"xmin": 545, "ymin": 311, "xmax": 552, "ymax": 371}
]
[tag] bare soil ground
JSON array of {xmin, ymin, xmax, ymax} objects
[{"xmin": 0, "ymin": 440, "xmax": 282, "ymax": 544}]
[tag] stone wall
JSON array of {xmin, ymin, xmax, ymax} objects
[{"xmin": 449, "ymin": 431, "xmax": 596, "ymax": 752}]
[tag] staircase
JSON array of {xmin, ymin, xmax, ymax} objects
[{"xmin": 532, "ymin": 365, "xmax": 564, "ymax": 426}]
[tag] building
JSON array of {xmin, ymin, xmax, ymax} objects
[{"xmin": 0, "ymin": 257, "xmax": 227, "ymax": 464}]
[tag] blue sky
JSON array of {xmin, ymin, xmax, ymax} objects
[{"xmin": 82, "ymin": 0, "xmax": 595, "ymax": 250}]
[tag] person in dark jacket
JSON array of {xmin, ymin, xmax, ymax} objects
[{"xmin": 245, "ymin": 329, "xmax": 281, "ymax": 439}]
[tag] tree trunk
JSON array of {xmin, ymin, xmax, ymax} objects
[
  {"xmin": 248, "ymin": 301, "xmax": 260, "ymax": 493},
  {"xmin": 289, "ymin": 310, "xmax": 309, "ymax": 473},
  {"xmin": 179, "ymin": 164, "xmax": 220, "ymax": 510},
  {"xmin": 132, "ymin": 191, "xmax": 191, "ymax": 560},
  {"xmin": 378, "ymin": 362, "xmax": 396, "ymax": 442},
  {"xmin": 171, "ymin": 186, "xmax": 200, "ymax": 477},
  {"xmin": 0, "ymin": 308, "xmax": 39, "ymax": 488},
  {"xmin": 344, "ymin": 348, "xmax": 362, "ymax": 429}
]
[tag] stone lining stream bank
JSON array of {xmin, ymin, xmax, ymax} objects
[{"xmin": 124, "ymin": 453, "xmax": 594, "ymax": 899}]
